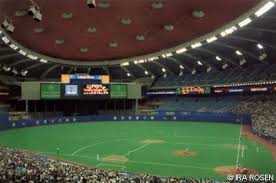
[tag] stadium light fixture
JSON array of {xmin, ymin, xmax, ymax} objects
[
  {"xmin": 2, "ymin": 19, "xmax": 9, "ymax": 28},
  {"xmin": 257, "ymin": 43, "xmax": 264, "ymax": 49},
  {"xmin": 207, "ymin": 67, "xmax": 212, "ymax": 72},
  {"xmin": 206, "ymin": 36, "xmax": 217, "ymax": 43},
  {"xmin": 220, "ymin": 26, "xmax": 237, "ymax": 37},
  {"xmin": 179, "ymin": 65, "xmax": 184, "ymax": 69},
  {"xmin": 6, "ymin": 23, "xmax": 15, "ymax": 33},
  {"xmin": 33, "ymin": 10, "xmax": 42, "ymax": 22},
  {"xmin": 2, "ymin": 18, "xmax": 15, "ymax": 33},
  {"xmin": 259, "ymin": 53, "xmax": 267, "ymax": 61},
  {"xmin": 12, "ymin": 68, "xmax": 18, "ymax": 75},
  {"xmin": 121, "ymin": 62, "xmax": 129, "ymax": 66},
  {"xmin": 176, "ymin": 48, "xmax": 187, "ymax": 54},
  {"xmin": 222, "ymin": 63, "xmax": 228, "ymax": 69},
  {"xmin": 162, "ymin": 53, "xmax": 173, "ymax": 58},
  {"xmin": 2, "ymin": 36, "xmax": 9, "ymax": 44},
  {"xmin": 162, "ymin": 68, "xmax": 166, "ymax": 72},
  {"xmin": 216, "ymin": 56, "xmax": 222, "ymax": 61},
  {"xmin": 18, "ymin": 50, "xmax": 27, "ymax": 56},
  {"xmin": 240, "ymin": 59, "xmax": 247, "ymax": 65},
  {"xmin": 144, "ymin": 70, "xmax": 149, "ymax": 75},
  {"xmin": 40, "ymin": 59, "xmax": 48, "ymax": 63},
  {"xmin": 9, "ymin": 44, "xmax": 18, "ymax": 50},
  {"xmin": 27, "ymin": 1, "xmax": 43, "ymax": 22},
  {"xmin": 255, "ymin": 1, "xmax": 275, "ymax": 17},
  {"xmin": 21, "ymin": 70, "xmax": 28, "ymax": 76},
  {"xmin": 3, "ymin": 65, "xmax": 11, "ymax": 72},
  {"xmin": 238, "ymin": 18, "xmax": 252, "ymax": 27},
  {"xmin": 87, "ymin": 0, "xmax": 96, "ymax": 8},
  {"xmin": 197, "ymin": 61, "xmax": 203, "ymax": 66},
  {"xmin": 191, "ymin": 42, "xmax": 202, "ymax": 49},
  {"xmin": 178, "ymin": 71, "xmax": 183, "ymax": 76},
  {"xmin": 27, "ymin": 54, "xmax": 38, "ymax": 60},
  {"xmin": 191, "ymin": 69, "xmax": 196, "ymax": 75},
  {"xmin": 127, "ymin": 72, "xmax": 131, "ymax": 77},
  {"xmin": 235, "ymin": 50, "xmax": 243, "ymax": 56},
  {"xmin": 28, "ymin": 5, "xmax": 37, "ymax": 15}
]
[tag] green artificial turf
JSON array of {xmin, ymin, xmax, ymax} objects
[{"xmin": 0, "ymin": 121, "xmax": 275, "ymax": 180}]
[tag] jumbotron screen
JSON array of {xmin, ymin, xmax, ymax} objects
[
  {"xmin": 40, "ymin": 83, "xmax": 61, "ymax": 99},
  {"xmin": 65, "ymin": 85, "xmax": 79, "ymax": 96},
  {"xmin": 181, "ymin": 86, "xmax": 211, "ymax": 95},
  {"xmin": 82, "ymin": 84, "xmax": 110, "ymax": 99}
]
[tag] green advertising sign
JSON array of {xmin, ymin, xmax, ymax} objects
[{"xmin": 41, "ymin": 83, "xmax": 61, "ymax": 99}]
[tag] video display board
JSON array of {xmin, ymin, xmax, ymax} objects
[
  {"xmin": 40, "ymin": 83, "xmax": 61, "ymax": 99},
  {"xmin": 146, "ymin": 89, "xmax": 178, "ymax": 96},
  {"xmin": 181, "ymin": 86, "xmax": 210, "ymax": 95},
  {"xmin": 82, "ymin": 84, "xmax": 110, "ymax": 99},
  {"xmin": 61, "ymin": 74, "xmax": 110, "ymax": 84},
  {"xmin": 110, "ymin": 84, "xmax": 127, "ymax": 99},
  {"xmin": 65, "ymin": 85, "xmax": 79, "ymax": 96}
]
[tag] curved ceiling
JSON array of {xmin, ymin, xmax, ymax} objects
[{"xmin": 0, "ymin": 0, "xmax": 259, "ymax": 62}]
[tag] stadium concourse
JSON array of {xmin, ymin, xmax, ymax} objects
[{"xmin": 1, "ymin": 0, "xmax": 276, "ymax": 182}]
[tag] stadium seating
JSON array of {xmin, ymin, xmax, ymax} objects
[
  {"xmin": 153, "ymin": 64, "xmax": 276, "ymax": 87},
  {"xmin": 227, "ymin": 94, "xmax": 276, "ymax": 143},
  {"xmin": 0, "ymin": 146, "xmax": 217, "ymax": 183},
  {"xmin": 157, "ymin": 96, "xmax": 240, "ymax": 113}
]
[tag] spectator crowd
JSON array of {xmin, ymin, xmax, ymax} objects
[
  {"xmin": 0, "ymin": 146, "xmax": 217, "ymax": 183},
  {"xmin": 228, "ymin": 94, "xmax": 276, "ymax": 144}
]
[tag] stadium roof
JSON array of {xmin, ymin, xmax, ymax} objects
[{"xmin": 0, "ymin": 0, "xmax": 276, "ymax": 80}]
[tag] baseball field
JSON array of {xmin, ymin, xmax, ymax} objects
[{"xmin": 0, "ymin": 121, "xmax": 275, "ymax": 180}]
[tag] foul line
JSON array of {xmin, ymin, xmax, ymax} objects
[
  {"xmin": 235, "ymin": 123, "xmax": 243, "ymax": 169},
  {"xmin": 124, "ymin": 144, "xmax": 150, "ymax": 156},
  {"xmin": 71, "ymin": 142, "xmax": 105, "ymax": 156},
  {"xmin": 69, "ymin": 134, "xmax": 238, "ymax": 156},
  {"xmin": 75, "ymin": 154, "xmax": 213, "ymax": 171},
  {"xmin": 71, "ymin": 138, "xmax": 128, "ymax": 156},
  {"xmin": 51, "ymin": 152, "xmax": 213, "ymax": 171}
]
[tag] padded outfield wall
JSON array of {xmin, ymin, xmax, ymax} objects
[{"xmin": 0, "ymin": 111, "xmax": 251, "ymax": 130}]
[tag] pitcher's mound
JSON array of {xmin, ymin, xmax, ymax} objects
[
  {"xmin": 175, "ymin": 150, "xmax": 196, "ymax": 156},
  {"xmin": 141, "ymin": 139, "xmax": 165, "ymax": 144},
  {"xmin": 102, "ymin": 155, "xmax": 128, "ymax": 163},
  {"xmin": 224, "ymin": 144, "xmax": 247, "ymax": 149},
  {"xmin": 215, "ymin": 166, "xmax": 258, "ymax": 176}
]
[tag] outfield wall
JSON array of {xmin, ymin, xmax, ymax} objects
[{"xmin": 0, "ymin": 111, "xmax": 251, "ymax": 130}]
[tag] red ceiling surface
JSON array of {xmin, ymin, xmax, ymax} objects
[{"xmin": 1, "ymin": 0, "xmax": 259, "ymax": 62}]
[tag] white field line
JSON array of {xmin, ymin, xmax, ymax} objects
[
  {"xmin": 71, "ymin": 138, "xmax": 128, "ymax": 156},
  {"xmin": 72, "ymin": 135, "xmax": 238, "ymax": 157},
  {"xmin": 173, "ymin": 142, "xmax": 229, "ymax": 147},
  {"xmin": 235, "ymin": 123, "xmax": 243, "ymax": 169},
  {"xmin": 67, "ymin": 153, "xmax": 213, "ymax": 171},
  {"xmin": 173, "ymin": 135, "xmax": 238, "ymax": 141},
  {"xmin": 71, "ymin": 142, "xmax": 106, "ymax": 156},
  {"xmin": 124, "ymin": 144, "xmax": 150, "ymax": 156}
]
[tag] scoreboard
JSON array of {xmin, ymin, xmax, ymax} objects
[
  {"xmin": 21, "ymin": 78, "xmax": 140, "ymax": 100},
  {"xmin": 82, "ymin": 84, "xmax": 110, "ymax": 99},
  {"xmin": 110, "ymin": 84, "xmax": 127, "ymax": 99}
]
